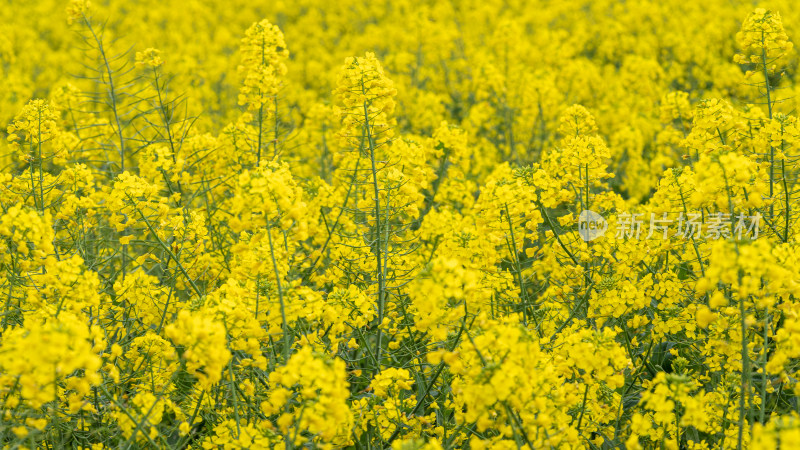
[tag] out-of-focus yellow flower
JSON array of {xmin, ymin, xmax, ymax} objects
[{"xmin": 135, "ymin": 48, "xmax": 163, "ymax": 68}]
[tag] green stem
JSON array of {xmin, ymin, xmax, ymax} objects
[
  {"xmin": 361, "ymin": 84, "xmax": 387, "ymax": 371},
  {"xmin": 266, "ymin": 226, "xmax": 291, "ymax": 362}
]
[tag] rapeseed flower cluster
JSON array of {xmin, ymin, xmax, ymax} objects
[{"xmin": 4, "ymin": 1, "xmax": 800, "ymax": 449}]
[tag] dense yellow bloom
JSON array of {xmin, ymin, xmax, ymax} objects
[
  {"xmin": 5, "ymin": 1, "xmax": 800, "ymax": 448},
  {"xmin": 113, "ymin": 270, "xmax": 173, "ymax": 329},
  {"xmin": 0, "ymin": 205, "xmax": 55, "ymax": 269},
  {"xmin": 122, "ymin": 332, "xmax": 178, "ymax": 393},
  {"xmin": 237, "ymin": 19, "xmax": 289, "ymax": 111},
  {"xmin": 751, "ymin": 413, "xmax": 800, "ymax": 449},
  {"xmin": 165, "ymin": 310, "xmax": 231, "ymax": 390},
  {"xmin": 266, "ymin": 346, "xmax": 353, "ymax": 446},
  {"xmin": 0, "ymin": 313, "xmax": 101, "ymax": 409},
  {"xmin": 6, "ymin": 99, "xmax": 68, "ymax": 163},
  {"xmin": 734, "ymin": 9, "xmax": 793, "ymax": 73},
  {"xmin": 334, "ymin": 52, "xmax": 397, "ymax": 150}
]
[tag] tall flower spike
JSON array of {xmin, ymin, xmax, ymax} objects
[
  {"xmin": 334, "ymin": 52, "xmax": 397, "ymax": 153},
  {"xmin": 66, "ymin": 0, "xmax": 92, "ymax": 24},
  {"xmin": 7, "ymin": 100, "xmax": 61, "ymax": 151},
  {"xmin": 7, "ymin": 99, "xmax": 68, "ymax": 175},
  {"xmin": 237, "ymin": 20, "xmax": 289, "ymax": 112},
  {"xmin": 734, "ymin": 9, "xmax": 793, "ymax": 75}
]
